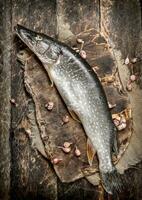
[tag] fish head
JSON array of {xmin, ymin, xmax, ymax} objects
[{"xmin": 15, "ymin": 24, "xmax": 61, "ymax": 65}]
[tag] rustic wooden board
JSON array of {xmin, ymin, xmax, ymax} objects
[
  {"xmin": 18, "ymin": 49, "xmax": 89, "ymax": 182},
  {"xmin": 16, "ymin": 28, "xmax": 132, "ymax": 188}
]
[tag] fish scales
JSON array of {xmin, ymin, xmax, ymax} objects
[
  {"xmin": 15, "ymin": 25, "xmax": 123, "ymax": 194},
  {"xmin": 51, "ymin": 50, "xmax": 115, "ymax": 169}
]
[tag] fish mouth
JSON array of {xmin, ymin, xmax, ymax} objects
[{"xmin": 14, "ymin": 24, "xmax": 36, "ymax": 49}]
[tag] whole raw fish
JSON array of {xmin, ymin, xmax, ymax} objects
[{"xmin": 15, "ymin": 25, "xmax": 122, "ymax": 194}]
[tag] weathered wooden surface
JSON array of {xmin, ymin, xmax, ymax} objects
[
  {"xmin": 0, "ymin": 0, "xmax": 142, "ymax": 200},
  {"xmin": 100, "ymin": 0, "xmax": 142, "ymax": 198},
  {"xmin": 100, "ymin": 0, "xmax": 141, "ymax": 57},
  {"xmin": 11, "ymin": 100, "xmax": 57, "ymax": 200},
  {"xmin": 10, "ymin": 0, "xmax": 58, "ymax": 199},
  {"xmin": 0, "ymin": 0, "xmax": 11, "ymax": 199},
  {"xmin": 100, "ymin": 0, "xmax": 142, "ymax": 172},
  {"xmin": 57, "ymin": 0, "xmax": 100, "ymax": 41}
]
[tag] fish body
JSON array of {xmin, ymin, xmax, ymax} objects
[{"xmin": 15, "ymin": 25, "xmax": 122, "ymax": 194}]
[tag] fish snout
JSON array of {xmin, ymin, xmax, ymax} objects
[
  {"xmin": 14, "ymin": 24, "xmax": 28, "ymax": 36},
  {"xmin": 14, "ymin": 24, "xmax": 37, "ymax": 46}
]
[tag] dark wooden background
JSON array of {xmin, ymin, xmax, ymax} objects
[{"xmin": 0, "ymin": 0, "xmax": 142, "ymax": 199}]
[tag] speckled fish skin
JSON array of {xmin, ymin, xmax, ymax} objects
[{"xmin": 15, "ymin": 25, "xmax": 122, "ymax": 194}]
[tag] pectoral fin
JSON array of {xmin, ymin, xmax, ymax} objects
[
  {"xmin": 87, "ymin": 138, "xmax": 96, "ymax": 166},
  {"xmin": 67, "ymin": 107, "xmax": 81, "ymax": 123},
  {"xmin": 44, "ymin": 63, "xmax": 54, "ymax": 87}
]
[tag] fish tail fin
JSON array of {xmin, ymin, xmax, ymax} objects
[{"xmin": 101, "ymin": 167, "xmax": 124, "ymax": 194}]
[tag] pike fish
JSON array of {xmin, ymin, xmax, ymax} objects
[{"xmin": 15, "ymin": 24, "xmax": 122, "ymax": 194}]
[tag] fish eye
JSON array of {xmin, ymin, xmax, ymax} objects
[
  {"xmin": 26, "ymin": 34, "xmax": 35, "ymax": 44},
  {"xmin": 36, "ymin": 35, "xmax": 42, "ymax": 41}
]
